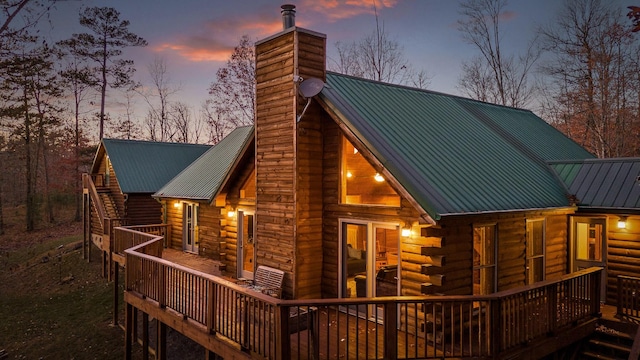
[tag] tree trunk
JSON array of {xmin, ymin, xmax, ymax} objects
[
  {"xmin": 0, "ymin": 153, "xmax": 4, "ymax": 235},
  {"xmin": 24, "ymin": 88, "xmax": 35, "ymax": 231},
  {"xmin": 74, "ymin": 94, "xmax": 81, "ymax": 222}
]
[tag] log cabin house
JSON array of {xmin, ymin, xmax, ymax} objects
[
  {"xmin": 87, "ymin": 5, "xmax": 640, "ymax": 360},
  {"xmin": 82, "ymin": 138, "xmax": 210, "ymax": 277},
  {"xmin": 153, "ymin": 125, "xmax": 254, "ymax": 268}
]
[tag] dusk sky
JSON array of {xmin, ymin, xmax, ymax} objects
[{"xmin": 43, "ymin": 0, "xmax": 632, "ymax": 131}]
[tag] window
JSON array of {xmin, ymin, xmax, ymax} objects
[
  {"xmin": 473, "ymin": 224, "xmax": 496, "ymax": 295},
  {"xmin": 340, "ymin": 137, "xmax": 400, "ymax": 207},
  {"xmin": 526, "ymin": 219, "xmax": 545, "ymax": 284}
]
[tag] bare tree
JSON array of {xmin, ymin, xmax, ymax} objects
[
  {"xmin": 208, "ymin": 35, "xmax": 255, "ymax": 128},
  {"xmin": 330, "ymin": 9, "xmax": 430, "ymax": 88},
  {"xmin": 170, "ymin": 101, "xmax": 192, "ymax": 143},
  {"xmin": 140, "ymin": 56, "xmax": 180, "ymax": 141},
  {"xmin": 539, "ymin": 0, "xmax": 639, "ymax": 157},
  {"xmin": 457, "ymin": 0, "xmax": 540, "ymax": 108},
  {"xmin": 200, "ymin": 99, "xmax": 233, "ymax": 144},
  {"xmin": 111, "ymin": 85, "xmax": 141, "ymax": 140}
]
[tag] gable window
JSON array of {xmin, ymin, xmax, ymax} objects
[
  {"xmin": 473, "ymin": 224, "xmax": 496, "ymax": 295},
  {"xmin": 340, "ymin": 137, "xmax": 400, "ymax": 207},
  {"xmin": 526, "ymin": 219, "xmax": 545, "ymax": 284}
]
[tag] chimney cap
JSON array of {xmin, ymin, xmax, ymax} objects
[{"xmin": 281, "ymin": 4, "xmax": 296, "ymax": 29}]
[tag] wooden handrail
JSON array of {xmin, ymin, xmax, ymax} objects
[{"xmin": 83, "ymin": 173, "xmax": 106, "ymax": 224}]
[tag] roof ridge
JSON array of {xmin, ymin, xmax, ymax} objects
[{"xmin": 326, "ymin": 71, "xmax": 534, "ymax": 113}]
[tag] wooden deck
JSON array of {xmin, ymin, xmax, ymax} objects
[{"xmin": 112, "ymin": 226, "xmax": 631, "ymax": 360}]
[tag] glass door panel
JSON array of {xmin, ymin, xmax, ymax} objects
[
  {"xmin": 183, "ymin": 203, "xmax": 198, "ymax": 253},
  {"xmin": 238, "ymin": 210, "xmax": 255, "ymax": 279},
  {"xmin": 572, "ymin": 217, "xmax": 606, "ymax": 300}
]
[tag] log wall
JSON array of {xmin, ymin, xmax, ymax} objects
[
  {"xmin": 125, "ymin": 194, "xmax": 162, "ymax": 226},
  {"xmin": 606, "ymin": 215, "xmax": 640, "ymax": 303}
]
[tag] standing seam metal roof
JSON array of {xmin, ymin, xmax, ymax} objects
[
  {"xmin": 98, "ymin": 139, "xmax": 211, "ymax": 193},
  {"xmin": 320, "ymin": 72, "xmax": 595, "ymax": 219},
  {"xmin": 154, "ymin": 126, "xmax": 254, "ymax": 201},
  {"xmin": 551, "ymin": 158, "xmax": 640, "ymax": 210}
]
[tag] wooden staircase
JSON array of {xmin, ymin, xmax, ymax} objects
[
  {"xmin": 98, "ymin": 191, "xmax": 120, "ymax": 219},
  {"xmin": 579, "ymin": 319, "xmax": 637, "ymax": 360}
]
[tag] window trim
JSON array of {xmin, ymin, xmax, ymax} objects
[
  {"xmin": 472, "ymin": 223, "xmax": 497, "ymax": 295},
  {"xmin": 525, "ymin": 218, "xmax": 546, "ymax": 284}
]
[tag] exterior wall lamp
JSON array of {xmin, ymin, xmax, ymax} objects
[
  {"xmin": 401, "ymin": 228, "xmax": 411, "ymax": 237},
  {"xmin": 617, "ymin": 216, "xmax": 628, "ymax": 229}
]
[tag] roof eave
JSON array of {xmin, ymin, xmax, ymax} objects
[{"xmin": 439, "ymin": 205, "xmax": 577, "ymax": 218}]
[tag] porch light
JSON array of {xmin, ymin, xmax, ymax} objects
[
  {"xmin": 374, "ymin": 173, "xmax": 384, "ymax": 182},
  {"xmin": 227, "ymin": 210, "xmax": 235, "ymax": 218},
  {"xmin": 173, "ymin": 202, "xmax": 180, "ymax": 208},
  {"xmin": 401, "ymin": 228, "xmax": 411, "ymax": 237},
  {"xmin": 618, "ymin": 216, "xmax": 628, "ymax": 229},
  {"xmin": 346, "ymin": 171, "xmax": 353, "ymax": 179}
]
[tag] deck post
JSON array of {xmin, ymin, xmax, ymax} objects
[
  {"xmin": 592, "ymin": 269, "xmax": 602, "ymax": 317},
  {"xmin": 384, "ymin": 302, "xmax": 398, "ymax": 360},
  {"xmin": 158, "ymin": 263, "xmax": 165, "ymax": 308},
  {"xmin": 278, "ymin": 305, "xmax": 290, "ymax": 360},
  {"xmin": 82, "ymin": 192, "xmax": 88, "ymax": 261},
  {"xmin": 617, "ymin": 276, "xmax": 623, "ymax": 317},
  {"xmin": 490, "ymin": 298, "xmax": 502, "ymax": 358},
  {"xmin": 125, "ymin": 303, "xmax": 133, "ymax": 360},
  {"xmin": 113, "ymin": 263, "xmax": 119, "ymax": 326},
  {"xmin": 142, "ymin": 312, "xmax": 149, "ymax": 359},
  {"xmin": 156, "ymin": 320, "xmax": 167, "ymax": 360},
  {"xmin": 132, "ymin": 307, "xmax": 138, "ymax": 344},
  {"xmin": 548, "ymin": 283, "xmax": 558, "ymax": 336},
  {"xmin": 207, "ymin": 282, "xmax": 216, "ymax": 334}
]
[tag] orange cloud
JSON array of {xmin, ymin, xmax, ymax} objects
[
  {"xmin": 499, "ymin": 10, "xmax": 517, "ymax": 22},
  {"xmin": 302, "ymin": 0, "xmax": 399, "ymax": 21},
  {"xmin": 152, "ymin": 1, "xmax": 400, "ymax": 63}
]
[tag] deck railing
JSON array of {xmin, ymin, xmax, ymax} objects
[
  {"xmin": 113, "ymin": 224, "xmax": 171, "ymax": 256},
  {"xmin": 617, "ymin": 275, "xmax": 640, "ymax": 320},
  {"xmin": 122, "ymin": 230, "xmax": 602, "ymax": 360}
]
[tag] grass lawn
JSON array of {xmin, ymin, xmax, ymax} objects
[{"xmin": 0, "ymin": 217, "xmax": 134, "ymax": 359}]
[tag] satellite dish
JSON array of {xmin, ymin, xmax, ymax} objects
[
  {"xmin": 298, "ymin": 77, "xmax": 325, "ymax": 98},
  {"xmin": 296, "ymin": 77, "xmax": 325, "ymax": 122}
]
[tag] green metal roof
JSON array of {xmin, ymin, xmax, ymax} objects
[
  {"xmin": 320, "ymin": 72, "xmax": 595, "ymax": 220},
  {"xmin": 154, "ymin": 126, "xmax": 254, "ymax": 201},
  {"xmin": 551, "ymin": 158, "xmax": 640, "ymax": 210},
  {"xmin": 97, "ymin": 139, "xmax": 211, "ymax": 193}
]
